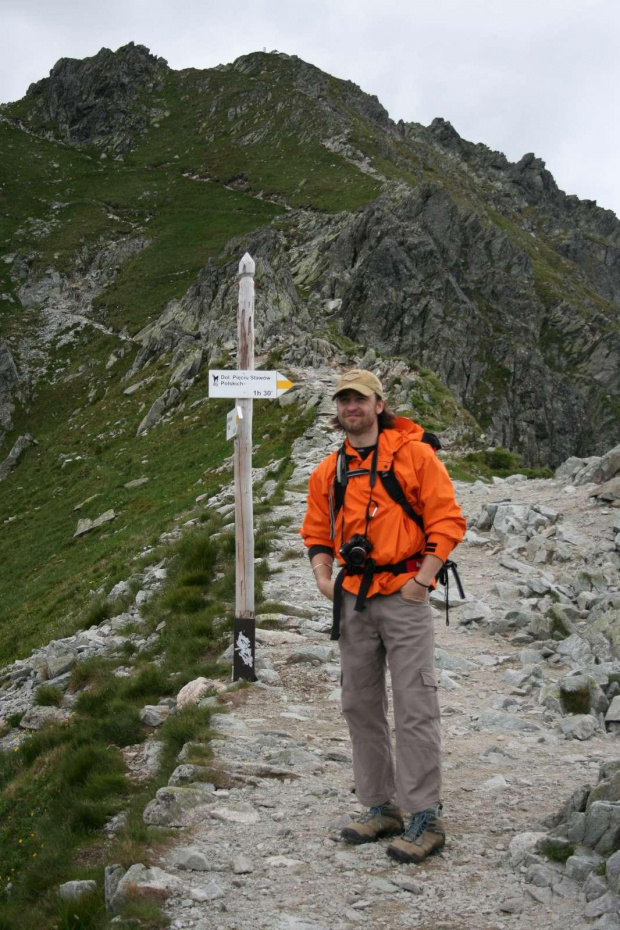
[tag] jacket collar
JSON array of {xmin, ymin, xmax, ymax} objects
[{"xmin": 344, "ymin": 427, "xmax": 406, "ymax": 472}]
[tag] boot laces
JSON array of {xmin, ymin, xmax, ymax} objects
[
  {"xmin": 403, "ymin": 808, "xmax": 436, "ymax": 843},
  {"xmin": 359, "ymin": 804, "xmax": 385, "ymax": 825}
]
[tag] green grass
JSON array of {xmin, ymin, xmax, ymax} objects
[
  {"xmin": 0, "ymin": 317, "xmax": 312, "ymax": 663},
  {"xmin": 443, "ymin": 447, "xmax": 554, "ymax": 482},
  {"xmin": 0, "ymin": 504, "xmax": 277, "ymax": 928}
]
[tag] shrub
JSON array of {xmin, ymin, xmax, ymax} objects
[
  {"xmin": 34, "ymin": 684, "xmax": 64, "ymax": 707},
  {"xmin": 98, "ymin": 702, "xmax": 143, "ymax": 747},
  {"xmin": 120, "ymin": 665, "xmax": 171, "ymax": 700},
  {"xmin": 83, "ymin": 598, "xmax": 111, "ymax": 627},
  {"xmin": 59, "ymin": 744, "xmax": 124, "ymax": 789},
  {"xmin": 20, "ymin": 725, "xmax": 70, "ymax": 765},
  {"xmin": 159, "ymin": 706, "xmax": 212, "ymax": 765},
  {"xmin": 69, "ymin": 800, "xmax": 109, "ymax": 834},
  {"xmin": 82, "ymin": 771, "xmax": 128, "ymax": 800},
  {"xmin": 485, "ymin": 447, "xmax": 521, "ymax": 472},
  {"xmin": 68, "ymin": 656, "xmax": 114, "ymax": 692},
  {"xmin": 176, "ymin": 532, "xmax": 217, "ymax": 581},
  {"xmin": 162, "ymin": 586, "xmax": 207, "ymax": 614},
  {"xmin": 538, "ymin": 837, "xmax": 575, "ymax": 863}
]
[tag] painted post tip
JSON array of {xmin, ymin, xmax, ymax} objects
[{"xmin": 239, "ymin": 252, "xmax": 256, "ymax": 275}]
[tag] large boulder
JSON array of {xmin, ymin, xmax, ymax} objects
[
  {"xmin": 590, "ymin": 609, "xmax": 620, "ymax": 661},
  {"xmin": 591, "ymin": 477, "xmax": 620, "ymax": 504},
  {"xmin": 575, "ymin": 444, "xmax": 620, "ymax": 486},
  {"xmin": 0, "ymin": 434, "xmax": 36, "ymax": 481},
  {"xmin": 560, "ymin": 673, "xmax": 609, "ymax": 716}
]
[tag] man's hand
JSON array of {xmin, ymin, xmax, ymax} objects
[
  {"xmin": 400, "ymin": 555, "xmax": 443, "ymax": 604},
  {"xmin": 400, "ymin": 578, "xmax": 430, "ymax": 603}
]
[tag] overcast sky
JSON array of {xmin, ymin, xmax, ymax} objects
[{"xmin": 2, "ymin": 0, "xmax": 619, "ymax": 217}]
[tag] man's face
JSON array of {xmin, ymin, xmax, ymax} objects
[{"xmin": 335, "ymin": 390, "xmax": 384, "ymax": 436}]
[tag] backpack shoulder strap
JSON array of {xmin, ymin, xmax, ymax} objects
[{"xmin": 378, "ymin": 465, "xmax": 425, "ymax": 535}]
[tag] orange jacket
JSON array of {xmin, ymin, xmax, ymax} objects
[{"xmin": 300, "ymin": 417, "xmax": 466, "ymax": 599}]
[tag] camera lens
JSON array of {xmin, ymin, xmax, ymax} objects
[{"xmin": 349, "ymin": 546, "xmax": 366, "ymax": 566}]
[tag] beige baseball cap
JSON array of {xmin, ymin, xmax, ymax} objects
[{"xmin": 332, "ymin": 369, "xmax": 384, "ymax": 400}]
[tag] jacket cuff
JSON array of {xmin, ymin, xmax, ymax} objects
[
  {"xmin": 424, "ymin": 536, "xmax": 455, "ymax": 563},
  {"xmin": 308, "ymin": 545, "xmax": 334, "ymax": 562}
]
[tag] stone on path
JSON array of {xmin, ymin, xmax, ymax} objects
[
  {"xmin": 287, "ymin": 645, "xmax": 336, "ymax": 665},
  {"xmin": 606, "ymin": 696, "xmax": 620, "ymax": 724},
  {"xmin": 476, "ymin": 710, "xmax": 540, "ymax": 732},
  {"xmin": 190, "ymin": 881, "xmax": 225, "ymax": 902},
  {"xmin": 171, "ymin": 846, "xmax": 210, "ymax": 871},
  {"xmin": 110, "ymin": 863, "xmax": 186, "ymax": 913},
  {"xmin": 177, "ymin": 676, "xmax": 226, "ymax": 708},
  {"xmin": 232, "ymin": 855, "xmax": 254, "ymax": 874},
  {"xmin": 435, "ymin": 647, "xmax": 478, "ymax": 672},
  {"xmin": 209, "ymin": 801, "xmax": 260, "ymax": 824},
  {"xmin": 559, "ymin": 714, "xmax": 598, "ymax": 741},
  {"xmin": 142, "ymin": 785, "xmax": 215, "ymax": 827},
  {"xmin": 256, "ymin": 628, "xmax": 307, "ymax": 645}
]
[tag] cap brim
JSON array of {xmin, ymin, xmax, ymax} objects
[{"xmin": 332, "ymin": 383, "xmax": 376, "ymax": 400}]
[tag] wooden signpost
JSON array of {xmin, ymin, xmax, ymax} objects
[{"xmin": 208, "ymin": 253, "xmax": 293, "ymax": 681}]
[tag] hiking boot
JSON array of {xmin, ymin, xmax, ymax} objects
[
  {"xmin": 386, "ymin": 806, "xmax": 445, "ymax": 863},
  {"xmin": 340, "ymin": 803, "xmax": 404, "ymax": 845}
]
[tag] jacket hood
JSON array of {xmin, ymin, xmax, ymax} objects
[{"xmin": 392, "ymin": 416, "xmax": 425, "ymax": 441}]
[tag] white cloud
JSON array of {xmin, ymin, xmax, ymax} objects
[{"xmin": 1, "ymin": 0, "xmax": 619, "ymax": 215}]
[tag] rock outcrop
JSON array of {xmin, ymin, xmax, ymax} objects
[
  {"xmin": 3, "ymin": 44, "xmax": 620, "ymax": 468},
  {"xmin": 23, "ymin": 42, "xmax": 168, "ymax": 151},
  {"xmin": 0, "ymin": 433, "xmax": 35, "ymax": 481},
  {"xmin": 0, "ymin": 338, "xmax": 19, "ymax": 444}
]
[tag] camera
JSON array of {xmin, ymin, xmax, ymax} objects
[{"xmin": 339, "ymin": 534, "xmax": 373, "ymax": 570}]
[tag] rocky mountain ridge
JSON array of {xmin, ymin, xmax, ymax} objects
[{"xmin": 2, "ymin": 42, "xmax": 619, "ymax": 471}]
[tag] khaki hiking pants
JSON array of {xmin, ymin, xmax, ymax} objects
[{"xmin": 339, "ymin": 590, "xmax": 441, "ymax": 814}]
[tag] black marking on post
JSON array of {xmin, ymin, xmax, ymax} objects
[{"xmin": 233, "ymin": 616, "xmax": 257, "ymax": 682}]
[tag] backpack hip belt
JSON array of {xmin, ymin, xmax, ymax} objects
[
  {"xmin": 330, "ymin": 556, "xmax": 465, "ymax": 641},
  {"xmin": 331, "ymin": 552, "xmax": 424, "ymax": 641}
]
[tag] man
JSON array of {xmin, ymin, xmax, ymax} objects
[{"xmin": 300, "ymin": 369, "xmax": 466, "ymax": 863}]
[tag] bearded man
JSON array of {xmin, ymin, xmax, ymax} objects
[{"xmin": 300, "ymin": 369, "xmax": 466, "ymax": 863}]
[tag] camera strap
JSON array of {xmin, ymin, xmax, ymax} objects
[
  {"xmin": 331, "ymin": 439, "xmax": 379, "ymax": 546},
  {"xmin": 331, "ymin": 562, "xmax": 376, "ymax": 642}
]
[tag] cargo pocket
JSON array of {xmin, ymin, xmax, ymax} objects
[{"xmin": 420, "ymin": 667, "xmax": 440, "ymax": 719}]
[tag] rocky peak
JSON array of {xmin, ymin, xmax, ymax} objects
[
  {"xmin": 427, "ymin": 117, "xmax": 466, "ymax": 155},
  {"xmin": 24, "ymin": 42, "xmax": 169, "ymax": 150},
  {"xmin": 228, "ymin": 50, "xmax": 391, "ymax": 134}
]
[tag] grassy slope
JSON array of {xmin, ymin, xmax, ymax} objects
[{"xmin": 0, "ymin": 335, "xmax": 309, "ymax": 662}]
